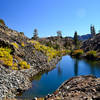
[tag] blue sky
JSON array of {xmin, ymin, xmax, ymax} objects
[{"xmin": 0, "ymin": 0, "xmax": 100, "ymax": 38}]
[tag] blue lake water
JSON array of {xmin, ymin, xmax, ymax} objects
[{"xmin": 17, "ymin": 55, "xmax": 100, "ymax": 99}]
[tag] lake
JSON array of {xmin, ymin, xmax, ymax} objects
[{"xmin": 17, "ymin": 55, "xmax": 100, "ymax": 99}]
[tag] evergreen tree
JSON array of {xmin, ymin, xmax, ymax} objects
[
  {"xmin": 57, "ymin": 31, "xmax": 62, "ymax": 37},
  {"xmin": 32, "ymin": 29, "xmax": 38, "ymax": 40},
  {"xmin": 90, "ymin": 25, "xmax": 96, "ymax": 37},
  {"xmin": 74, "ymin": 31, "xmax": 78, "ymax": 49}
]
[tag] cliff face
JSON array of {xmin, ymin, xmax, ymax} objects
[{"xmin": 81, "ymin": 33, "xmax": 100, "ymax": 52}]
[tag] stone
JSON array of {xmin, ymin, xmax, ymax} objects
[{"xmin": 46, "ymin": 75, "xmax": 100, "ymax": 100}]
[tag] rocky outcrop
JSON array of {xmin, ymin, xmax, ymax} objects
[
  {"xmin": 0, "ymin": 64, "xmax": 31, "ymax": 98},
  {"xmin": 81, "ymin": 33, "xmax": 100, "ymax": 52},
  {"xmin": 38, "ymin": 36, "xmax": 74, "ymax": 50},
  {"xmin": 0, "ymin": 25, "xmax": 61, "ymax": 98},
  {"xmin": 46, "ymin": 75, "xmax": 100, "ymax": 100}
]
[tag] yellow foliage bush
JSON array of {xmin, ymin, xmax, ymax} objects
[
  {"xmin": 11, "ymin": 42, "xmax": 19, "ymax": 49},
  {"xmin": 86, "ymin": 50, "xmax": 97, "ymax": 58},
  {"xmin": 12, "ymin": 65, "xmax": 18, "ymax": 70},
  {"xmin": 0, "ymin": 47, "xmax": 30, "ymax": 70},
  {"xmin": 21, "ymin": 42, "xmax": 25, "ymax": 47},
  {"xmin": 28, "ymin": 40, "xmax": 68, "ymax": 62},
  {"xmin": 33, "ymin": 50, "xmax": 36, "ymax": 54},
  {"xmin": 0, "ymin": 47, "xmax": 13, "ymax": 66},
  {"xmin": 19, "ymin": 61, "xmax": 30, "ymax": 69},
  {"xmin": 72, "ymin": 49, "xmax": 84, "ymax": 57}
]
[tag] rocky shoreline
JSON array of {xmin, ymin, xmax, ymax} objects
[
  {"xmin": 45, "ymin": 75, "xmax": 100, "ymax": 100},
  {"xmin": 0, "ymin": 56, "xmax": 61, "ymax": 99}
]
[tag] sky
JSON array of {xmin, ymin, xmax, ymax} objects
[{"xmin": 0, "ymin": 0, "xmax": 100, "ymax": 38}]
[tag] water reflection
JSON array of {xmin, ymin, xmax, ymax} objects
[
  {"xmin": 57, "ymin": 62, "xmax": 62, "ymax": 76},
  {"xmin": 45, "ymin": 71, "xmax": 49, "ymax": 75},
  {"xmin": 90, "ymin": 66, "xmax": 95, "ymax": 75},
  {"xmin": 30, "ymin": 72, "xmax": 43, "ymax": 81},
  {"xmin": 86, "ymin": 60, "xmax": 100, "ymax": 67},
  {"xmin": 74, "ymin": 59, "xmax": 79, "ymax": 76},
  {"xmin": 85, "ymin": 60, "xmax": 98, "ymax": 75}
]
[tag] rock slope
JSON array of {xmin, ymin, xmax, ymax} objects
[
  {"xmin": 46, "ymin": 75, "xmax": 100, "ymax": 100},
  {"xmin": 0, "ymin": 25, "xmax": 61, "ymax": 98},
  {"xmin": 81, "ymin": 33, "xmax": 100, "ymax": 52},
  {"xmin": 38, "ymin": 36, "xmax": 74, "ymax": 50}
]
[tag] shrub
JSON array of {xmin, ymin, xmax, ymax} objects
[
  {"xmin": 12, "ymin": 64, "xmax": 18, "ymax": 70},
  {"xmin": 21, "ymin": 42, "xmax": 25, "ymax": 47},
  {"xmin": 45, "ymin": 42, "xmax": 52, "ymax": 47},
  {"xmin": 27, "ymin": 40, "xmax": 67, "ymax": 62},
  {"xmin": 19, "ymin": 61, "xmax": 30, "ymax": 69},
  {"xmin": 20, "ymin": 32, "xmax": 24, "ymax": 35},
  {"xmin": 56, "ymin": 50, "xmax": 70, "ymax": 56},
  {"xmin": 0, "ymin": 47, "xmax": 31, "ymax": 70},
  {"xmin": 11, "ymin": 42, "xmax": 19, "ymax": 49},
  {"xmin": 46, "ymin": 42, "xmax": 60, "ymax": 50},
  {"xmin": 33, "ymin": 50, "xmax": 35, "ymax": 54},
  {"xmin": 12, "ymin": 67, "xmax": 18, "ymax": 70},
  {"xmin": 12, "ymin": 63, "xmax": 18, "ymax": 70},
  {"xmin": 86, "ymin": 50, "xmax": 97, "ymax": 59},
  {"xmin": 66, "ymin": 50, "xmax": 71, "ymax": 54},
  {"xmin": 72, "ymin": 49, "xmax": 84, "ymax": 57},
  {"xmin": 0, "ymin": 47, "xmax": 13, "ymax": 66},
  {"xmin": 0, "ymin": 19, "xmax": 5, "ymax": 25},
  {"xmin": 53, "ymin": 44, "xmax": 60, "ymax": 50}
]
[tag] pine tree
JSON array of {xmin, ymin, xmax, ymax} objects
[
  {"xmin": 74, "ymin": 31, "xmax": 78, "ymax": 49},
  {"xmin": 90, "ymin": 25, "xmax": 96, "ymax": 37},
  {"xmin": 32, "ymin": 29, "xmax": 38, "ymax": 40},
  {"xmin": 57, "ymin": 31, "xmax": 62, "ymax": 37}
]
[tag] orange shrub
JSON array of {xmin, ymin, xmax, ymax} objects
[{"xmin": 72, "ymin": 49, "xmax": 84, "ymax": 57}]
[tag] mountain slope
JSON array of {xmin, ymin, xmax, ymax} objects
[
  {"xmin": 78, "ymin": 34, "xmax": 92, "ymax": 41},
  {"xmin": 81, "ymin": 33, "xmax": 100, "ymax": 52}
]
